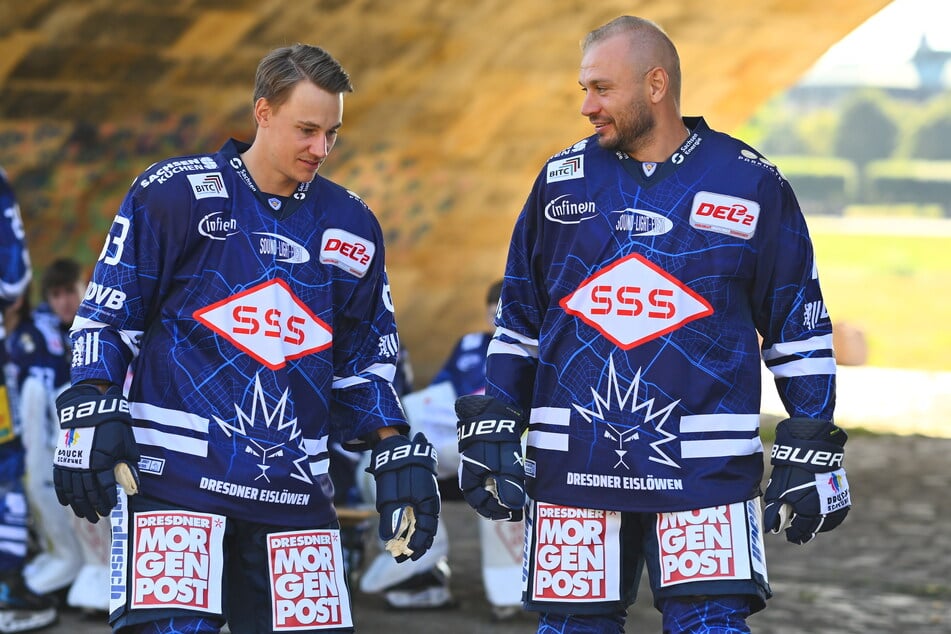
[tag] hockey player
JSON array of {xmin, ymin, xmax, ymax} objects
[
  {"xmin": 52, "ymin": 44, "xmax": 440, "ymax": 633},
  {"xmin": 456, "ymin": 16, "xmax": 851, "ymax": 633},
  {"xmin": 0, "ymin": 168, "xmax": 57, "ymax": 633},
  {"xmin": 14, "ymin": 257, "xmax": 113, "ymax": 612}
]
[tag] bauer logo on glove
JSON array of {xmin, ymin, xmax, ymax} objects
[
  {"xmin": 455, "ymin": 395, "xmax": 526, "ymax": 522},
  {"xmin": 53, "ymin": 384, "xmax": 140, "ymax": 523},
  {"xmin": 763, "ymin": 417, "xmax": 850, "ymax": 545},
  {"xmin": 365, "ymin": 432, "xmax": 440, "ymax": 563}
]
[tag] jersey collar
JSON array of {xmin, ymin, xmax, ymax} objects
[{"xmin": 615, "ymin": 116, "xmax": 708, "ymax": 188}]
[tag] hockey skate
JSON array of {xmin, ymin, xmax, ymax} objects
[
  {"xmin": 379, "ymin": 557, "xmax": 454, "ymax": 610},
  {"xmin": 65, "ymin": 515, "xmax": 111, "ymax": 613},
  {"xmin": 0, "ymin": 570, "xmax": 57, "ymax": 633},
  {"xmin": 22, "ymin": 378, "xmax": 83, "ymax": 597},
  {"xmin": 360, "ymin": 517, "xmax": 455, "ymax": 610}
]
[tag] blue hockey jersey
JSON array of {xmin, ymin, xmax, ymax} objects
[
  {"xmin": 0, "ymin": 167, "xmax": 31, "ymax": 450},
  {"xmin": 486, "ymin": 118, "xmax": 836, "ymax": 513},
  {"xmin": 0, "ymin": 169, "xmax": 31, "ymax": 317},
  {"xmin": 9, "ymin": 303, "xmax": 71, "ymax": 391},
  {"xmin": 70, "ymin": 140, "xmax": 407, "ymax": 527},
  {"xmin": 430, "ymin": 331, "xmax": 490, "ymax": 397}
]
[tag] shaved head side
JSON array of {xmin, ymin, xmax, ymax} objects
[{"xmin": 582, "ymin": 16, "xmax": 682, "ymax": 106}]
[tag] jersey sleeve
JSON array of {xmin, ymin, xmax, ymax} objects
[
  {"xmin": 329, "ymin": 212, "xmax": 409, "ymax": 448},
  {"xmin": 485, "ymin": 172, "xmax": 546, "ymax": 417},
  {"xmin": 69, "ymin": 175, "xmax": 187, "ymax": 387},
  {"xmin": 752, "ymin": 176, "xmax": 836, "ymax": 421}
]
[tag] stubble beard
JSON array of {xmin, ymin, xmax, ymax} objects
[{"xmin": 596, "ymin": 98, "xmax": 655, "ymax": 157}]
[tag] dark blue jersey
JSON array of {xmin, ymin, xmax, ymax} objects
[
  {"xmin": 0, "ymin": 169, "xmax": 31, "ymax": 319},
  {"xmin": 70, "ymin": 139, "xmax": 407, "ymax": 526},
  {"xmin": 8, "ymin": 303, "xmax": 71, "ymax": 391},
  {"xmin": 486, "ymin": 118, "xmax": 836, "ymax": 513},
  {"xmin": 430, "ymin": 331, "xmax": 490, "ymax": 396},
  {"xmin": 0, "ymin": 168, "xmax": 31, "ymax": 453}
]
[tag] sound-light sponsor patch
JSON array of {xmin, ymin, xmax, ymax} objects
[
  {"xmin": 130, "ymin": 510, "xmax": 225, "ymax": 612},
  {"xmin": 529, "ymin": 503, "xmax": 621, "ymax": 602},
  {"xmin": 267, "ymin": 529, "xmax": 352, "ymax": 630}
]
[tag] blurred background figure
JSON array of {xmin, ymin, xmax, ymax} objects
[
  {"xmin": 361, "ymin": 280, "xmax": 523, "ymax": 619},
  {"xmin": 11, "ymin": 258, "xmax": 111, "ymax": 613},
  {"xmin": 0, "ymin": 167, "xmax": 56, "ymax": 633}
]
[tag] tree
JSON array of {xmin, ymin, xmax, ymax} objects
[
  {"xmin": 832, "ymin": 91, "xmax": 899, "ymax": 169},
  {"xmin": 910, "ymin": 111, "xmax": 951, "ymax": 160}
]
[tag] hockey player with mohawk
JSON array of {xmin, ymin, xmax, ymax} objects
[{"xmin": 52, "ymin": 44, "xmax": 440, "ymax": 633}]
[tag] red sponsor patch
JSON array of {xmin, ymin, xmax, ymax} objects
[
  {"xmin": 656, "ymin": 503, "xmax": 751, "ymax": 587},
  {"xmin": 689, "ymin": 191, "xmax": 760, "ymax": 239},
  {"xmin": 130, "ymin": 511, "xmax": 225, "ymax": 612},
  {"xmin": 531, "ymin": 504, "xmax": 620, "ymax": 602},
  {"xmin": 320, "ymin": 228, "xmax": 375, "ymax": 278},
  {"xmin": 193, "ymin": 278, "xmax": 332, "ymax": 370},
  {"xmin": 560, "ymin": 254, "xmax": 713, "ymax": 349},
  {"xmin": 268, "ymin": 529, "xmax": 352, "ymax": 630}
]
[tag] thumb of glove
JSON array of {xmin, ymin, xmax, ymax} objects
[
  {"xmin": 763, "ymin": 500, "xmax": 794, "ymax": 534},
  {"xmin": 115, "ymin": 461, "xmax": 140, "ymax": 496},
  {"xmin": 489, "ymin": 475, "xmax": 525, "ymax": 510}
]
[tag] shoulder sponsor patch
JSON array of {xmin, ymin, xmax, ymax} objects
[
  {"xmin": 198, "ymin": 212, "xmax": 239, "ymax": 240},
  {"xmin": 254, "ymin": 232, "xmax": 311, "ymax": 264},
  {"xmin": 187, "ymin": 172, "xmax": 229, "ymax": 199},
  {"xmin": 611, "ymin": 208, "xmax": 672, "ymax": 236},
  {"xmin": 545, "ymin": 195, "xmax": 598, "ymax": 224},
  {"xmin": 690, "ymin": 191, "xmax": 759, "ymax": 239},
  {"xmin": 320, "ymin": 228, "xmax": 375, "ymax": 278},
  {"xmin": 547, "ymin": 155, "xmax": 584, "ymax": 183}
]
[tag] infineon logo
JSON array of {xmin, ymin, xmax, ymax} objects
[
  {"xmin": 560, "ymin": 254, "xmax": 713, "ymax": 350},
  {"xmin": 193, "ymin": 279, "xmax": 332, "ymax": 370},
  {"xmin": 544, "ymin": 195, "xmax": 598, "ymax": 224}
]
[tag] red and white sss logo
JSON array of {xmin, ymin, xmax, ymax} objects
[
  {"xmin": 193, "ymin": 279, "xmax": 332, "ymax": 370},
  {"xmin": 560, "ymin": 254, "xmax": 713, "ymax": 350}
]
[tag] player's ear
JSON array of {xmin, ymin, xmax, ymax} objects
[
  {"xmin": 253, "ymin": 97, "xmax": 272, "ymax": 128},
  {"xmin": 645, "ymin": 66, "xmax": 669, "ymax": 105}
]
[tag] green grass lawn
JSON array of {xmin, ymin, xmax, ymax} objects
[{"xmin": 809, "ymin": 222, "xmax": 951, "ymax": 371}]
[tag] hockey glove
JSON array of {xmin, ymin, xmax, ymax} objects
[
  {"xmin": 53, "ymin": 384, "xmax": 140, "ymax": 523},
  {"xmin": 365, "ymin": 432, "xmax": 440, "ymax": 563},
  {"xmin": 763, "ymin": 417, "xmax": 850, "ymax": 545},
  {"xmin": 455, "ymin": 395, "xmax": 525, "ymax": 522}
]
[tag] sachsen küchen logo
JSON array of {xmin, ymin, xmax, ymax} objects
[
  {"xmin": 560, "ymin": 254, "xmax": 713, "ymax": 349},
  {"xmin": 193, "ymin": 279, "xmax": 332, "ymax": 370}
]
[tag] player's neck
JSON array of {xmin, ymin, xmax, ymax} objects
[
  {"xmin": 626, "ymin": 117, "xmax": 690, "ymax": 164},
  {"xmin": 239, "ymin": 144, "xmax": 298, "ymax": 197}
]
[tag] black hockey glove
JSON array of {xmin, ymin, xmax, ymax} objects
[
  {"xmin": 53, "ymin": 384, "xmax": 140, "ymax": 523},
  {"xmin": 456, "ymin": 395, "xmax": 525, "ymax": 522},
  {"xmin": 365, "ymin": 432, "xmax": 440, "ymax": 563},
  {"xmin": 763, "ymin": 417, "xmax": 850, "ymax": 545}
]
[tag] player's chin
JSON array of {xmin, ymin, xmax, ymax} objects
[
  {"xmin": 595, "ymin": 131, "xmax": 617, "ymax": 149},
  {"xmin": 296, "ymin": 163, "xmax": 321, "ymax": 181}
]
